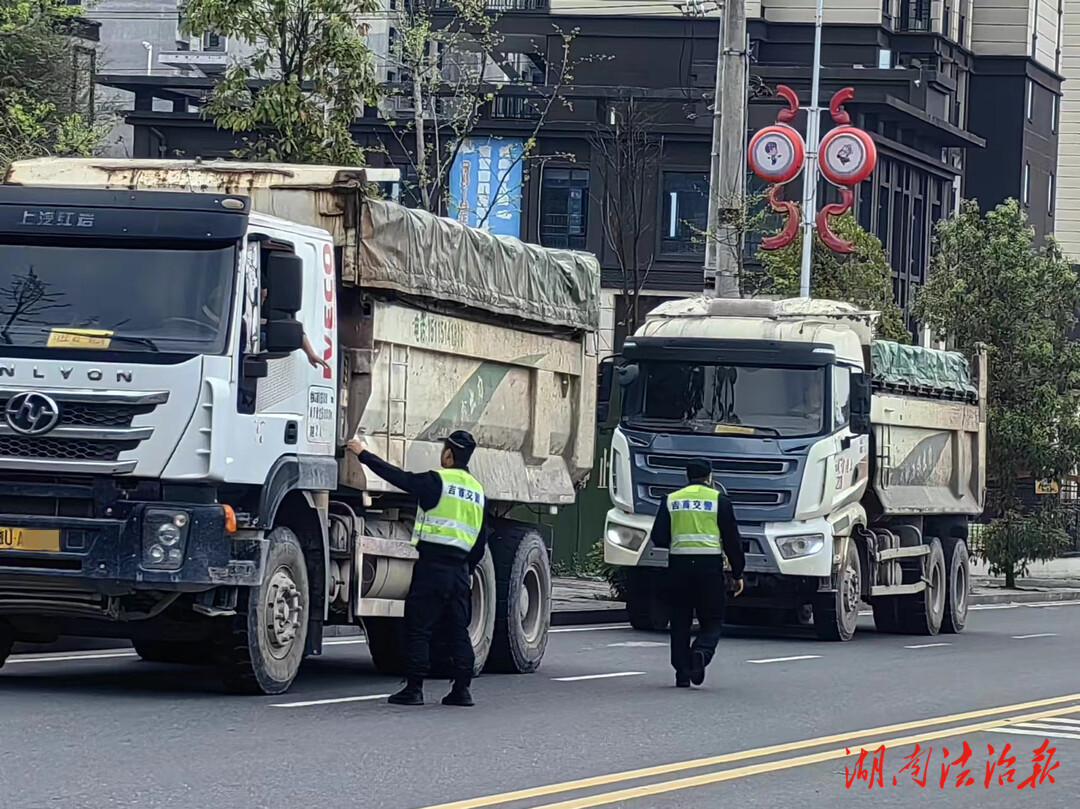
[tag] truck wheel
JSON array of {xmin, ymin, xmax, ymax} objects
[
  {"xmin": 134, "ymin": 640, "xmax": 210, "ymax": 666},
  {"xmin": 813, "ymin": 539, "xmax": 861, "ymax": 641},
  {"xmin": 0, "ymin": 622, "xmax": 13, "ymax": 670},
  {"xmin": 897, "ymin": 538, "xmax": 946, "ymax": 635},
  {"xmin": 626, "ymin": 568, "xmax": 670, "ymax": 632},
  {"xmin": 363, "ymin": 617, "xmax": 406, "ymax": 675},
  {"xmin": 485, "ymin": 526, "xmax": 551, "ymax": 674},
  {"xmin": 940, "ymin": 536, "xmax": 970, "ymax": 634},
  {"xmin": 218, "ymin": 526, "xmax": 309, "ymax": 695}
]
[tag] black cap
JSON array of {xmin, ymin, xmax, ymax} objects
[
  {"xmin": 685, "ymin": 458, "xmax": 712, "ymax": 481},
  {"xmin": 444, "ymin": 430, "xmax": 477, "ymax": 466}
]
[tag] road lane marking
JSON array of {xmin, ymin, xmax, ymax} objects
[
  {"xmin": 519, "ymin": 704, "xmax": 1080, "ymax": 809},
  {"xmin": 272, "ymin": 693, "xmax": 391, "ymax": 708},
  {"xmin": 903, "ymin": 643, "xmax": 952, "ymax": 649},
  {"xmin": 413, "ymin": 693, "xmax": 1080, "ymax": 809},
  {"xmin": 606, "ymin": 642, "xmax": 667, "ymax": 648},
  {"xmin": 551, "ymin": 625, "xmax": 633, "ymax": 634},
  {"xmin": 1013, "ymin": 633, "xmax": 1058, "ymax": 639},
  {"xmin": 323, "ymin": 638, "xmax": 367, "ymax": 646},
  {"xmin": 553, "ymin": 671, "xmax": 645, "ymax": 682},
  {"xmin": 988, "ymin": 727, "xmax": 1080, "ymax": 741},
  {"xmin": 746, "ymin": 655, "xmax": 821, "ymax": 664},
  {"xmin": 1038, "ymin": 717, "xmax": 1080, "ymax": 726},
  {"xmin": 7, "ymin": 651, "xmax": 138, "ymax": 665}
]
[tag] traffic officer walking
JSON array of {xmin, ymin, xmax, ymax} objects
[
  {"xmin": 649, "ymin": 458, "xmax": 745, "ymax": 688},
  {"xmin": 347, "ymin": 431, "xmax": 486, "ymax": 707}
]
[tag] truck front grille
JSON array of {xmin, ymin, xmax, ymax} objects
[
  {"xmin": 0, "ymin": 388, "xmax": 168, "ymax": 474},
  {"xmin": 0, "ymin": 435, "xmax": 139, "ymax": 462}
]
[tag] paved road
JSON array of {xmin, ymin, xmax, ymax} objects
[{"xmin": 2, "ymin": 601, "xmax": 1078, "ymax": 809}]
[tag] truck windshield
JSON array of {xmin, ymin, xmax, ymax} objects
[
  {"xmin": 625, "ymin": 362, "xmax": 827, "ymax": 438},
  {"xmin": 0, "ymin": 240, "xmax": 235, "ymax": 354}
]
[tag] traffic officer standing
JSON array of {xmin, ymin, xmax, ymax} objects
[
  {"xmin": 649, "ymin": 458, "xmax": 745, "ymax": 688},
  {"xmin": 347, "ymin": 431, "xmax": 486, "ymax": 707}
]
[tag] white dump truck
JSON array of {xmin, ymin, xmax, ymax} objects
[
  {"xmin": 0, "ymin": 159, "xmax": 599, "ymax": 693},
  {"xmin": 603, "ymin": 297, "xmax": 985, "ymax": 640}
]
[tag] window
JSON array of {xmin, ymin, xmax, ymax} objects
[
  {"xmin": 1049, "ymin": 172, "xmax": 1056, "ymax": 215},
  {"xmin": 660, "ymin": 172, "xmax": 708, "ymax": 257},
  {"xmin": 877, "ymin": 49, "xmax": 892, "ymax": 69},
  {"xmin": 833, "ymin": 367, "xmax": 851, "ymax": 428},
  {"xmin": 202, "ymin": 32, "xmax": 225, "ymax": 52},
  {"xmin": 1023, "ymin": 163, "xmax": 1031, "ymax": 206},
  {"xmin": 1053, "ymin": 93, "xmax": 1060, "ymax": 133},
  {"xmin": 1026, "ymin": 79, "xmax": 1034, "ymax": 122},
  {"xmin": 539, "ymin": 168, "xmax": 589, "ymax": 251}
]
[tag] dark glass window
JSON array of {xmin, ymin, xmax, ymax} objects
[
  {"xmin": 539, "ymin": 169, "xmax": 589, "ymax": 251},
  {"xmin": 660, "ymin": 172, "xmax": 708, "ymax": 257}
]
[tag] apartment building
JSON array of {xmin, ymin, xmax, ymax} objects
[{"xmin": 94, "ymin": 1, "xmax": 1057, "ymax": 315}]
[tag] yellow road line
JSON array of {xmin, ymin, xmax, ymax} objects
[
  {"xmin": 527, "ymin": 703, "xmax": 1080, "ymax": 809},
  {"xmin": 417, "ymin": 693, "xmax": 1080, "ymax": 809}
]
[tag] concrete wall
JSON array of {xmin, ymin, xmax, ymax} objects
[{"xmin": 970, "ymin": 0, "xmax": 1061, "ymax": 72}]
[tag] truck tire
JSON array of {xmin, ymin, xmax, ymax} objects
[
  {"xmin": 217, "ymin": 526, "xmax": 309, "ymax": 695},
  {"xmin": 897, "ymin": 537, "xmax": 946, "ymax": 635},
  {"xmin": 812, "ymin": 538, "xmax": 861, "ymax": 641},
  {"xmin": 0, "ymin": 622, "xmax": 13, "ymax": 671},
  {"xmin": 485, "ymin": 526, "xmax": 551, "ymax": 674},
  {"xmin": 626, "ymin": 568, "xmax": 670, "ymax": 632},
  {"xmin": 940, "ymin": 536, "xmax": 970, "ymax": 634},
  {"xmin": 363, "ymin": 616, "xmax": 407, "ymax": 675},
  {"xmin": 134, "ymin": 640, "xmax": 211, "ymax": 666}
]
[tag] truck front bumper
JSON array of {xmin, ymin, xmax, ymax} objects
[
  {"xmin": 603, "ymin": 508, "xmax": 834, "ymax": 579},
  {"xmin": 0, "ymin": 503, "xmax": 266, "ymax": 594}
]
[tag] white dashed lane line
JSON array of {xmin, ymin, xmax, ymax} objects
[
  {"xmin": 553, "ymin": 671, "xmax": 646, "ymax": 682},
  {"xmin": 904, "ymin": 642, "xmax": 952, "ymax": 649},
  {"xmin": 1013, "ymin": 633, "xmax": 1059, "ymax": 639},
  {"xmin": 272, "ymin": 693, "xmax": 391, "ymax": 708},
  {"xmin": 746, "ymin": 655, "xmax": 822, "ymax": 665}
]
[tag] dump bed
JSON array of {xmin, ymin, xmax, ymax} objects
[
  {"xmin": 4, "ymin": 158, "xmax": 600, "ymax": 504},
  {"xmin": 869, "ymin": 341, "xmax": 986, "ymax": 517}
]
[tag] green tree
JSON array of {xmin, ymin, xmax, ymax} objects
[
  {"xmin": 914, "ymin": 198, "xmax": 1080, "ymax": 586},
  {"xmin": 749, "ymin": 212, "xmax": 909, "ymax": 342},
  {"xmin": 380, "ymin": 0, "xmax": 581, "ymax": 217},
  {"xmin": 182, "ymin": 0, "xmax": 379, "ymax": 165},
  {"xmin": 0, "ymin": 0, "xmax": 104, "ymax": 171}
]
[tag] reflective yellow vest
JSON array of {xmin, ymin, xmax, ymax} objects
[
  {"xmin": 412, "ymin": 468, "xmax": 486, "ymax": 552},
  {"xmin": 667, "ymin": 484, "xmax": 723, "ymax": 556}
]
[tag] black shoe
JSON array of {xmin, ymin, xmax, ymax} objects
[
  {"xmin": 689, "ymin": 650, "xmax": 707, "ymax": 686},
  {"xmin": 442, "ymin": 686, "xmax": 475, "ymax": 707},
  {"xmin": 389, "ymin": 682, "xmax": 424, "ymax": 706},
  {"xmin": 675, "ymin": 676, "xmax": 691, "ymax": 688}
]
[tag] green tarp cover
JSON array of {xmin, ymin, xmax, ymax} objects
[{"xmin": 871, "ymin": 341, "xmax": 977, "ymax": 399}]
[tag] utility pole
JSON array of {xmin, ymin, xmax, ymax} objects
[{"xmin": 702, "ymin": 0, "xmax": 747, "ymax": 299}]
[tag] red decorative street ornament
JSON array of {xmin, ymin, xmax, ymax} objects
[{"xmin": 750, "ymin": 85, "xmax": 877, "ymax": 255}]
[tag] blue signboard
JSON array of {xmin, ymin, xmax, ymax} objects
[{"xmin": 447, "ymin": 137, "xmax": 524, "ymax": 238}]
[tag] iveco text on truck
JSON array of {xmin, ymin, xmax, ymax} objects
[
  {"xmin": 604, "ymin": 297, "xmax": 985, "ymax": 641},
  {"xmin": 0, "ymin": 159, "xmax": 599, "ymax": 693}
]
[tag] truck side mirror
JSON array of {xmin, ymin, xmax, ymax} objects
[
  {"xmin": 616, "ymin": 363, "xmax": 639, "ymax": 387},
  {"xmin": 264, "ymin": 318, "xmax": 305, "ymax": 356},
  {"xmin": 850, "ymin": 371, "xmax": 872, "ymax": 435},
  {"xmin": 265, "ymin": 251, "xmax": 304, "ymax": 314}
]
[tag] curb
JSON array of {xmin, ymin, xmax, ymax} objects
[{"xmin": 13, "ymin": 590, "xmax": 1079, "ymax": 655}]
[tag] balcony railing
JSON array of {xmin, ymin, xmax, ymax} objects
[{"xmin": 432, "ymin": 0, "xmax": 548, "ymax": 10}]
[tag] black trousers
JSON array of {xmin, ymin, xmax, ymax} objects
[
  {"xmin": 404, "ymin": 555, "xmax": 474, "ymax": 684},
  {"xmin": 665, "ymin": 557, "xmax": 726, "ymax": 676}
]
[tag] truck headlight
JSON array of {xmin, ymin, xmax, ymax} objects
[
  {"xmin": 776, "ymin": 533, "xmax": 826, "ymax": 560},
  {"xmin": 142, "ymin": 509, "xmax": 191, "ymax": 571},
  {"xmin": 606, "ymin": 524, "xmax": 646, "ymax": 552}
]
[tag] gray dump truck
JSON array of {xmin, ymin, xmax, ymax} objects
[{"xmin": 604, "ymin": 297, "xmax": 986, "ymax": 640}]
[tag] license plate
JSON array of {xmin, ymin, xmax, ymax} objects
[{"xmin": 0, "ymin": 527, "xmax": 60, "ymax": 553}]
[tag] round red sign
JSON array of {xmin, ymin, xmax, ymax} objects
[
  {"xmin": 748, "ymin": 125, "xmax": 805, "ymax": 185},
  {"xmin": 818, "ymin": 126, "xmax": 877, "ymax": 187}
]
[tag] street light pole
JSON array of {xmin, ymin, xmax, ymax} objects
[
  {"xmin": 798, "ymin": 0, "xmax": 825, "ymax": 298},
  {"xmin": 142, "ymin": 41, "xmax": 153, "ymax": 76}
]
